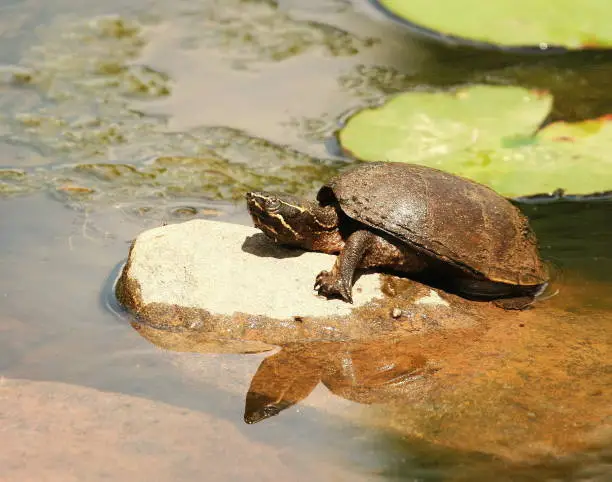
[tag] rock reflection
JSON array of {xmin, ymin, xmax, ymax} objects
[
  {"xmin": 129, "ymin": 281, "xmax": 612, "ymax": 464},
  {"xmin": 130, "ymin": 315, "xmax": 447, "ymax": 423}
]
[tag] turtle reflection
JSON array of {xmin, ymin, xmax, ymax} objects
[{"xmin": 244, "ymin": 338, "xmax": 434, "ymax": 424}]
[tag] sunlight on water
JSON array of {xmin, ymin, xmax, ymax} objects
[{"xmin": 0, "ymin": 0, "xmax": 611, "ymax": 480}]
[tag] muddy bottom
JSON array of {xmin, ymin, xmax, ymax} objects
[{"xmin": 1, "ymin": 0, "xmax": 612, "ymax": 480}]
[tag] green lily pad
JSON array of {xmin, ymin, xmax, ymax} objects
[
  {"xmin": 338, "ymin": 85, "xmax": 612, "ymax": 198},
  {"xmin": 374, "ymin": 0, "xmax": 612, "ymax": 50},
  {"xmin": 340, "ymin": 86, "xmax": 551, "ymax": 162}
]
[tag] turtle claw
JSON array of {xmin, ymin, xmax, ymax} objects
[{"xmin": 314, "ymin": 270, "xmax": 353, "ymax": 303}]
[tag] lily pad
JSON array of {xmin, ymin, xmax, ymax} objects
[
  {"xmin": 373, "ymin": 0, "xmax": 612, "ymax": 50},
  {"xmin": 338, "ymin": 85, "xmax": 612, "ymax": 198}
]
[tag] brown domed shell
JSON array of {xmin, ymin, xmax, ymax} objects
[{"xmin": 317, "ymin": 162, "xmax": 547, "ymax": 286}]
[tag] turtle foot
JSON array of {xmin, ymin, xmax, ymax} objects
[
  {"xmin": 492, "ymin": 296, "xmax": 534, "ymax": 310},
  {"xmin": 314, "ymin": 270, "xmax": 353, "ymax": 303}
]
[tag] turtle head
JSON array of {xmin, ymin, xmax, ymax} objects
[{"xmin": 246, "ymin": 191, "xmax": 339, "ymax": 248}]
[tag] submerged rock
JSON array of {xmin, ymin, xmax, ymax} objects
[{"xmin": 116, "ymin": 219, "xmax": 482, "ymax": 344}]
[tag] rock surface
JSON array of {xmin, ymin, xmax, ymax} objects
[
  {"xmin": 116, "ymin": 219, "xmax": 477, "ymax": 344},
  {"xmin": 120, "ymin": 219, "xmax": 383, "ymax": 319},
  {"xmin": 0, "ymin": 378, "xmax": 373, "ymax": 482}
]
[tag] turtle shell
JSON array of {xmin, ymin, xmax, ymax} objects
[{"xmin": 317, "ymin": 162, "xmax": 547, "ymax": 286}]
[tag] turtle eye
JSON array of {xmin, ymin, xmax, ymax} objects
[{"xmin": 265, "ymin": 198, "xmax": 281, "ymax": 213}]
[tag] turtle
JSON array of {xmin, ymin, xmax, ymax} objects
[{"xmin": 245, "ymin": 162, "xmax": 548, "ymax": 310}]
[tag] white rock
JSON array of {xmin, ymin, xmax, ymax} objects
[
  {"xmin": 123, "ymin": 219, "xmax": 383, "ymax": 319},
  {"xmin": 414, "ymin": 289, "xmax": 450, "ymax": 307}
]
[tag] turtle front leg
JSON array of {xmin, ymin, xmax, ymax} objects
[{"xmin": 314, "ymin": 230, "xmax": 374, "ymax": 303}]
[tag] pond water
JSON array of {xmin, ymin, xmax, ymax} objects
[{"xmin": 0, "ymin": 0, "xmax": 611, "ymax": 481}]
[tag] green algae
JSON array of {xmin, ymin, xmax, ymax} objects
[
  {"xmin": 0, "ymin": 168, "xmax": 40, "ymax": 195},
  {"xmin": 0, "ymin": 2, "xmax": 370, "ymax": 206},
  {"xmin": 167, "ymin": 0, "xmax": 377, "ymax": 61}
]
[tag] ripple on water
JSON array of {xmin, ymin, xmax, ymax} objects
[{"xmin": 0, "ymin": 0, "xmax": 612, "ymax": 480}]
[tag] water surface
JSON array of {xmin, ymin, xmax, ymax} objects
[{"xmin": 1, "ymin": 0, "xmax": 611, "ymax": 480}]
